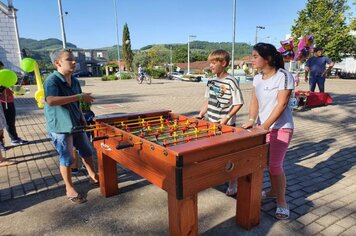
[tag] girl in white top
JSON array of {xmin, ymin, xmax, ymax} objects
[{"xmin": 242, "ymin": 43, "xmax": 294, "ymax": 220}]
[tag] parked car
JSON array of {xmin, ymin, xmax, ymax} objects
[
  {"xmin": 73, "ymin": 71, "xmax": 93, "ymax": 77},
  {"xmin": 167, "ymin": 72, "xmax": 183, "ymax": 80}
]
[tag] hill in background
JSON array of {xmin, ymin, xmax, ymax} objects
[{"xmin": 19, "ymin": 37, "xmax": 252, "ymax": 63}]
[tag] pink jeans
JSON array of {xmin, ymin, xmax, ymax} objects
[{"xmin": 266, "ymin": 128, "xmax": 293, "ymax": 175}]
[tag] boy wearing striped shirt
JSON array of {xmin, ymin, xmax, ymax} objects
[{"xmin": 197, "ymin": 49, "xmax": 244, "ymax": 196}]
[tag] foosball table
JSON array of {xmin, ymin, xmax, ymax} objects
[{"xmin": 92, "ymin": 109, "xmax": 269, "ymax": 235}]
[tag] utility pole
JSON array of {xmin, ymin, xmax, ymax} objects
[
  {"xmin": 231, "ymin": 0, "xmax": 236, "ymax": 77},
  {"xmin": 255, "ymin": 26, "xmax": 265, "ymax": 45},
  {"xmin": 57, "ymin": 0, "xmax": 67, "ymax": 48},
  {"xmin": 170, "ymin": 46, "xmax": 173, "ymax": 73},
  {"xmin": 113, "ymin": 0, "xmax": 121, "ymax": 73},
  {"xmin": 187, "ymin": 35, "xmax": 196, "ymax": 75}
]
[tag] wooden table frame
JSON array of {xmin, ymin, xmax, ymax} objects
[{"xmin": 94, "ymin": 110, "xmax": 269, "ymax": 235}]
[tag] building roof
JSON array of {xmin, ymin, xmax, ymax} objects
[{"xmin": 176, "ymin": 61, "xmax": 210, "ymax": 70}]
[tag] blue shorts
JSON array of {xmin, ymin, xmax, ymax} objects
[{"xmin": 49, "ymin": 132, "xmax": 94, "ymax": 167}]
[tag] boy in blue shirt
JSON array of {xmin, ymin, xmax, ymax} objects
[{"xmin": 44, "ymin": 49, "xmax": 98, "ymax": 204}]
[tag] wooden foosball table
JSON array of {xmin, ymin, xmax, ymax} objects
[{"xmin": 93, "ymin": 110, "xmax": 269, "ymax": 235}]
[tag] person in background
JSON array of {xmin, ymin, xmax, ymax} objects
[
  {"xmin": 242, "ymin": 43, "xmax": 294, "ymax": 220},
  {"xmin": 197, "ymin": 49, "xmax": 244, "ymax": 197},
  {"xmin": 44, "ymin": 49, "xmax": 98, "ymax": 204},
  {"xmin": 0, "ymin": 61, "xmax": 29, "ymax": 151},
  {"xmin": 0, "ymin": 102, "xmax": 15, "ymax": 167},
  {"xmin": 304, "ymin": 46, "xmax": 334, "ymax": 92}
]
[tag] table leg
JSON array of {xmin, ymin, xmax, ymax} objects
[
  {"xmin": 236, "ymin": 170, "xmax": 264, "ymax": 229},
  {"xmin": 97, "ymin": 151, "xmax": 118, "ymax": 197},
  {"xmin": 168, "ymin": 193, "xmax": 198, "ymax": 236}
]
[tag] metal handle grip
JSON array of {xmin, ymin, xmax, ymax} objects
[
  {"xmin": 92, "ymin": 135, "xmax": 109, "ymax": 142},
  {"xmin": 116, "ymin": 143, "xmax": 134, "ymax": 150}
]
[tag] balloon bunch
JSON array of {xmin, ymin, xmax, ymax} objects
[
  {"xmin": 278, "ymin": 38, "xmax": 295, "ymax": 62},
  {"xmin": 294, "ymin": 35, "xmax": 314, "ymax": 61},
  {"xmin": 20, "ymin": 58, "xmax": 45, "ymax": 108}
]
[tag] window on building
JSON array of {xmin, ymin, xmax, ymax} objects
[
  {"xmin": 97, "ymin": 52, "xmax": 103, "ymax": 58},
  {"xmin": 85, "ymin": 52, "xmax": 91, "ymax": 61}
]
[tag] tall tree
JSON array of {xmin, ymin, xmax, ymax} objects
[
  {"xmin": 122, "ymin": 23, "xmax": 133, "ymax": 71},
  {"xmin": 291, "ymin": 0, "xmax": 355, "ymax": 61}
]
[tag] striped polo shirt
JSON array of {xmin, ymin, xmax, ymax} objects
[{"xmin": 205, "ymin": 75, "xmax": 244, "ymax": 125}]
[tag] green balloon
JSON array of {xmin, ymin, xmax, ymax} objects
[
  {"xmin": 21, "ymin": 58, "xmax": 36, "ymax": 72},
  {"xmin": 0, "ymin": 69, "xmax": 18, "ymax": 88}
]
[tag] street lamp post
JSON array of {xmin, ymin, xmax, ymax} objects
[
  {"xmin": 57, "ymin": 0, "xmax": 67, "ymax": 48},
  {"xmin": 255, "ymin": 26, "xmax": 265, "ymax": 44},
  {"xmin": 231, "ymin": 0, "xmax": 236, "ymax": 77},
  {"xmin": 113, "ymin": 0, "xmax": 121, "ymax": 74},
  {"xmin": 187, "ymin": 35, "xmax": 196, "ymax": 75}
]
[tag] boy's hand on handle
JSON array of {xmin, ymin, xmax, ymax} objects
[
  {"xmin": 241, "ymin": 121, "xmax": 254, "ymax": 129},
  {"xmin": 82, "ymin": 93, "xmax": 95, "ymax": 103}
]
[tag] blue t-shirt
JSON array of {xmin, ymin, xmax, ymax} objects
[
  {"xmin": 44, "ymin": 71, "xmax": 83, "ymax": 133},
  {"xmin": 306, "ymin": 56, "xmax": 332, "ymax": 77}
]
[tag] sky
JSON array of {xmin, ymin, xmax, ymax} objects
[{"xmin": 11, "ymin": 0, "xmax": 355, "ymax": 50}]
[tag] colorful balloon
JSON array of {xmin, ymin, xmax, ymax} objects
[
  {"xmin": 278, "ymin": 38, "xmax": 295, "ymax": 62},
  {"xmin": 294, "ymin": 35, "xmax": 314, "ymax": 61},
  {"xmin": 0, "ymin": 69, "xmax": 18, "ymax": 88},
  {"xmin": 21, "ymin": 58, "xmax": 36, "ymax": 72}
]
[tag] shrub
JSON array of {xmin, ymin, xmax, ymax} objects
[
  {"xmin": 101, "ymin": 75, "xmax": 118, "ymax": 81},
  {"xmin": 119, "ymin": 73, "xmax": 132, "ymax": 80},
  {"xmin": 145, "ymin": 68, "xmax": 166, "ymax": 79}
]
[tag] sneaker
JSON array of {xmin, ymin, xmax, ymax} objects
[
  {"xmin": 11, "ymin": 139, "xmax": 29, "ymax": 146},
  {"xmin": 0, "ymin": 142, "xmax": 6, "ymax": 151}
]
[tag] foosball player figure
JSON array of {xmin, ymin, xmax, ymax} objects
[{"xmin": 197, "ymin": 49, "xmax": 244, "ymax": 197}]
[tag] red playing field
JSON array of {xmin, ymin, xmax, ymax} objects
[{"xmin": 93, "ymin": 109, "xmax": 269, "ymax": 235}]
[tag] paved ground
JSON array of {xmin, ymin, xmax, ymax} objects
[{"xmin": 0, "ymin": 77, "xmax": 355, "ymax": 235}]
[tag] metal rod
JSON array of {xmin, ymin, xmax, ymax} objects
[
  {"xmin": 113, "ymin": 0, "xmax": 121, "ymax": 73},
  {"xmin": 231, "ymin": 0, "xmax": 236, "ymax": 77},
  {"xmin": 57, "ymin": 0, "xmax": 67, "ymax": 48}
]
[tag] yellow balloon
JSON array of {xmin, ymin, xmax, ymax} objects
[
  {"xmin": 21, "ymin": 58, "xmax": 36, "ymax": 72},
  {"xmin": 34, "ymin": 89, "xmax": 44, "ymax": 108}
]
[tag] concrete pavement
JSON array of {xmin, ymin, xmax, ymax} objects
[{"xmin": 0, "ymin": 77, "xmax": 355, "ymax": 235}]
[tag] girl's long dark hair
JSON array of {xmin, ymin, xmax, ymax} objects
[{"xmin": 253, "ymin": 43, "xmax": 284, "ymax": 70}]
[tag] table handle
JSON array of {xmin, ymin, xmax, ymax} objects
[{"xmin": 116, "ymin": 143, "xmax": 134, "ymax": 150}]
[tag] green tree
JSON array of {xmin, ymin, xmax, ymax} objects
[
  {"xmin": 122, "ymin": 23, "xmax": 134, "ymax": 71},
  {"xmin": 173, "ymin": 46, "xmax": 188, "ymax": 63},
  {"xmin": 147, "ymin": 45, "xmax": 169, "ymax": 67},
  {"xmin": 291, "ymin": 0, "xmax": 355, "ymax": 61}
]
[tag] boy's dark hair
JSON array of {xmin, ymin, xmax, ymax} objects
[
  {"xmin": 208, "ymin": 49, "xmax": 230, "ymax": 67},
  {"xmin": 253, "ymin": 43, "xmax": 284, "ymax": 70}
]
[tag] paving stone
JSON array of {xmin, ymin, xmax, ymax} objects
[
  {"xmin": 303, "ymin": 222, "xmax": 325, "ymax": 235},
  {"xmin": 320, "ymin": 224, "xmax": 346, "ymax": 236},
  {"xmin": 296, "ymin": 212, "xmax": 319, "ymax": 225},
  {"xmin": 311, "ymin": 205, "xmax": 334, "ymax": 217},
  {"xmin": 341, "ymin": 225, "xmax": 356, "ymax": 236},
  {"xmin": 316, "ymin": 214, "xmax": 339, "ymax": 226},
  {"xmin": 336, "ymin": 217, "xmax": 356, "ymax": 228},
  {"xmin": 330, "ymin": 207, "xmax": 354, "ymax": 219}
]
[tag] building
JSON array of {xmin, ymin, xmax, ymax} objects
[
  {"xmin": 72, "ymin": 49, "xmax": 108, "ymax": 76},
  {"xmin": 0, "ymin": 0, "xmax": 21, "ymax": 72}
]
